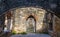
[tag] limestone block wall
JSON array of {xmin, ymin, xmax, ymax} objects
[
  {"xmin": 11, "ymin": 7, "xmax": 47, "ymax": 33},
  {"xmin": 54, "ymin": 16, "xmax": 60, "ymax": 37}
]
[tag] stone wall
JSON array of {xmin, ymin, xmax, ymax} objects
[
  {"xmin": 55, "ymin": 16, "xmax": 60, "ymax": 37},
  {"xmin": 11, "ymin": 7, "xmax": 47, "ymax": 33},
  {"xmin": 50, "ymin": 15, "xmax": 60, "ymax": 37}
]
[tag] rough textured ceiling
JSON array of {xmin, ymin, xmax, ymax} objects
[{"xmin": 0, "ymin": 0, "xmax": 60, "ymax": 18}]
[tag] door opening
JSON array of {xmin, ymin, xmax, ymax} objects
[{"xmin": 26, "ymin": 15, "xmax": 36, "ymax": 33}]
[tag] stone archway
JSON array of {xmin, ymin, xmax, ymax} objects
[
  {"xmin": 11, "ymin": 7, "xmax": 46, "ymax": 33},
  {"xmin": 4, "ymin": 7, "xmax": 47, "ymax": 33}
]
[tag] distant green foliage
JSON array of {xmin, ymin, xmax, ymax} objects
[
  {"xmin": 12, "ymin": 30, "xmax": 16, "ymax": 35},
  {"xmin": 18, "ymin": 32, "xmax": 27, "ymax": 35}
]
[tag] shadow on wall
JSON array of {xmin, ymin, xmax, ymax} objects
[{"xmin": 36, "ymin": 12, "xmax": 48, "ymax": 34}]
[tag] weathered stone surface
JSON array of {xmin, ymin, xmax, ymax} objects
[
  {"xmin": 10, "ymin": 7, "xmax": 47, "ymax": 33},
  {"xmin": 55, "ymin": 16, "xmax": 60, "ymax": 37}
]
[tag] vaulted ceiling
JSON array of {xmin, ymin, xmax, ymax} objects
[{"xmin": 0, "ymin": 0, "xmax": 60, "ymax": 18}]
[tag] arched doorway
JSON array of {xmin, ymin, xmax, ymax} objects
[{"xmin": 26, "ymin": 15, "xmax": 36, "ymax": 33}]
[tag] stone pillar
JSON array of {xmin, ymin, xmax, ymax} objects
[
  {"xmin": 53, "ymin": 15, "xmax": 55, "ymax": 32},
  {"xmin": 4, "ymin": 12, "xmax": 12, "ymax": 37},
  {"xmin": 50, "ymin": 14, "xmax": 57, "ymax": 37},
  {"xmin": 4, "ymin": 15, "xmax": 8, "ymax": 32},
  {"xmin": 10, "ymin": 17, "xmax": 13, "ymax": 31},
  {"xmin": 5, "ymin": 15, "xmax": 7, "ymax": 26},
  {"xmin": 4, "ymin": 12, "xmax": 12, "ymax": 32},
  {"xmin": 7, "ymin": 19, "xmax": 11, "ymax": 31}
]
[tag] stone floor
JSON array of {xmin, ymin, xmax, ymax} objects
[{"xmin": 11, "ymin": 33, "xmax": 51, "ymax": 37}]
